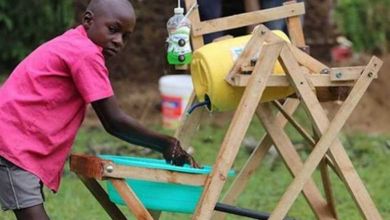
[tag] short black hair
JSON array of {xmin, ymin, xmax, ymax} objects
[{"xmin": 86, "ymin": 0, "xmax": 133, "ymax": 17}]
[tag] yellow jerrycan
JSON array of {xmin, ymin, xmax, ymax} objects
[{"xmin": 191, "ymin": 30, "xmax": 294, "ymax": 112}]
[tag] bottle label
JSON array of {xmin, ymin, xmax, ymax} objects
[{"xmin": 167, "ymin": 26, "xmax": 192, "ymax": 56}]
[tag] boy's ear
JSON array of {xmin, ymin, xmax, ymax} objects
[{"xmin": 82, "ymin": 10, "xmax": 94, "ymax": 29}]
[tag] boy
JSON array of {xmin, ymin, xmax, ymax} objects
[{"xmin": 0, "ymin": 0, "xmax": 198, "ymax": 219}]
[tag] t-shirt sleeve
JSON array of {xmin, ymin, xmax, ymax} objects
[{"xmin": 70, "ymin": 52, "xmax": 114, "ymax": 103}]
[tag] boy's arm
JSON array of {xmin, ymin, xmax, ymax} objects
[{"xmin": 91, "ymin": 96, "xmax": 199, "ymax": 167}]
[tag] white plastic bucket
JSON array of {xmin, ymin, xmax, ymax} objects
[{"xmin": 159, "ymin": 74, "xmax": 193, "ymax": 129}]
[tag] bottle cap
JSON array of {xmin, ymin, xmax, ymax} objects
[{"xmin": 174, "ymin": 7, "xmax": 184, "ymax": 14}]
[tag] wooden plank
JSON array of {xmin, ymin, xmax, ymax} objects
[
  {"xmin": 269, "ymin": 49, "xmax": 382, "ymax": 219},
  {"xmin": 286, "ymin": 16, "xmax": 305, "ymax": 47},
  {"xmin": 326, "ymin": 136, "xmax": 384, "ymax": 220},
  {"xmin": 289, "ymin": 45, "xmax": 328, "ymax": 74},
  {"xmin": 221, "ymin": 99, "xmax": 299, "ymax": 202},
  {"xmin": 102, "ymin": 163, "xmax": 206, "ymax": 186},
  {"xmin": 272, "ymin": 100, "xmax": 315, "ymax": 144},
  {"xmin": 312, "ymin": 127, "xmax": 339, "ymax": 219},
  {"xmin": 184, "ymin": 0, "xmax": 204, "ymax": 50},
  {"xmin": 78, "ymin": 175, "xmax": 127, "ymax": 220},
  {"xmin": 191, "ymin": 3, "xmax": 305, "ymax": 37},
  {"xmin": 213, "ymin": 99, "xmax": 300, "ymax": 220},
  {"xmin": 271, "ymin": 101, "xmax": 342, "ymax": 179},
  {"xmin": 192, "ymin": 42, "xmax": 284, "ymax": 220},
  {"xmin": 225, "ymin": 25, "xmax": 269, "ymax": 85},
  {"xmin": 330, "ymin": 66, "xmax": 365, "ymax": 81},
  {"xmin": 238, "ymin": 24, "xmax": 302, "ymax": 75},
  {"xmin": 319, "ymin": 158, "xmax": 338, "ymax": 219},
  {"xmin": 264, "ymin": 31, "xmax": 328, "ymax": 73},
  {"xmin": 70, "ymin": 154, "xmax": 107, "ymax": 179},
  {"xmin": 285, "ymin": 2, "xmax": 305, "ymax": 48},
  {"xmin": 303, "ymin": 57, "xmax": 385, "ymax": 220},
  {"xmin": 111, "ymin": 179, "xmax": 154, "ymax": 220},
  {"xmin": 257, "ymin": 103, "xmax": 336, "ymax": 220},
  {"xmin": 230, "ymin": 73, "xmax": 357, "ymax": 87}
]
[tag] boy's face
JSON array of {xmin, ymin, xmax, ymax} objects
[{"xmin": 83, "ymin": 1, "xmax": 136, "ymax": 58}]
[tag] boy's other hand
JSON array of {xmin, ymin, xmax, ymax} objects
[{"xmin": 163, "ymin": 139, "xmax": 200, "ymax": 168}]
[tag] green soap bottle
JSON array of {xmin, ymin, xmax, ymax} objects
[{"xmin": 166, "ymin": 7, "xmax": 192, "ymax": 65}]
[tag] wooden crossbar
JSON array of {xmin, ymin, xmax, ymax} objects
[
  {"xmin": 102, "ymin": 162, "xmax": 206, "ymax": 186},
  {"xmin": 191, "ymin": 2, "xmax": 305, "ymax": 37},
  {"xmin": 228, "ymin": 73, "xmax": 363, "ymax": 87}
]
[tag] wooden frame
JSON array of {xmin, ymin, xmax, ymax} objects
[
  {"xmin": 70, "ymin": 1, "xmax": 383, "ymax": 219},
  {"xmin": 189, "ymin": 32, "xmax": 383, "ymax": 220},
  {"xmin": 180, "ymin": 1, "xmax": 383, "ymax": 220},
  {"xmin": 70, "ymin": 154, "xmax": 208, "ymax": 220}
]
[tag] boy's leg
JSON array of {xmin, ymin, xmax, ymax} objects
[
  {"xmin": 0, "ymin": 156, "xmax": 49, "ymax": 220},
  {"xmin": 14, "ymin": 204, "xmax": 49, "ymax": 220}
]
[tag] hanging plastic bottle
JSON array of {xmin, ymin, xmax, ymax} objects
[{"xmin": 166, "ymin": 4, "xmax": 192, "ymax": 65}]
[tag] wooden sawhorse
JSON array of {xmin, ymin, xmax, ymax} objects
[
  {"xmin": 70, "ymin": 1, "xmax": 384, "ymax": 219},
  {"xmin": 175, "ymin": 1, "xmax": 384, "ymax": 219}
]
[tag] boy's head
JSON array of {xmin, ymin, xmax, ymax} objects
[{"xmin": 82, "ymin": 0, "xmax": 136, "ymax": 58}]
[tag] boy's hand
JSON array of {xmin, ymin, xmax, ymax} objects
[{"xmin": 163, "ymin": 139, "xmax": 200, "ymax": 168}]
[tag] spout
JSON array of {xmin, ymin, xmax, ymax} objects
[{"xmin": 186, "ymin": 98, "xmax": 211, "ymax": 115}]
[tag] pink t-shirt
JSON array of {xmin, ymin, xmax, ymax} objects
[{"xmin": 0, "ymin": 25, "xmax": 113, "ymax": 191}]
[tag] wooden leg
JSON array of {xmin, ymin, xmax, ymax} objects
[
  {"xmin": 192, "ymin": 43, "xmax": 284, "ymax": 220},
  {"xmin": 111, "ymin": 179, "xmax": 154, "ymax": 220},
  {"xmin": 257, "ymin": 103, "xmax": 336, "ymax": 220},
  {"xmin": 268, "ymin": 51, "xmax": 382, "ymax": 219},
  {"xmin": 283, "ymin": 54, "xmax": 383, "ymax": 220},
  {"xmin": 77, "ymin": 175, "xmax": 127, "ymax": 220},
  {"xmin": 309, "ymin": 62, "xmax": 382, "ymax": 220},
  {"xmin": 272, "ymin": 100, "xmax": 343, "ymax": 180},
  {"xmin": 319, "ymin": 159, "xmax": 338, "ymax": 219},
  {"xmin": 213, "ymin": 98, "xmax": 300, "ymax": 220},
  {"xmin": 313, "ymin": 128, "xmax": 338, "ymax": 219},
  {"xmin": 212, "ymin": 133, "xmax": 272, "ymax": 220}
]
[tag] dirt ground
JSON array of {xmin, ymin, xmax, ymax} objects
[{"xmin": 344, "ymin": 55, "xmax": 390, "ymax": 134}]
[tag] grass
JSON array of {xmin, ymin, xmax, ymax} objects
[{"xmin": 1, "ymin": 112, "xmax": 390, "ymax": 220}]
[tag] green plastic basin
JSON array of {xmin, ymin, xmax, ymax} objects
[{"xmin": 99, "ymin": 155, "xmax": 234, "ymax": 213}]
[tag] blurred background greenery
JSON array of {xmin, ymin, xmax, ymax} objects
[
  {"xmin": 0, "ymin": 0, "xmax": 74, "ymax": 71},
  {"xmin": 335, "ymin": 0, "xmax": 390, "ymax": 53}
]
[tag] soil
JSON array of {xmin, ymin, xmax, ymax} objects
[
  {"xmin": 77, "ymin": 1, "xmax": 389, "ymax": 134},
  {"xmin": 343, "ymin": 55, "xmax": 390, "ymax": 134}
]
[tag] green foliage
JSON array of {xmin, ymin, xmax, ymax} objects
[
  {"xmin": 335, "ymin": 0, "xmax": 390, "ymax": 53},
  {"xmin": 0, "ymin": 0, "xmax": 74, "ymax": 72}
]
